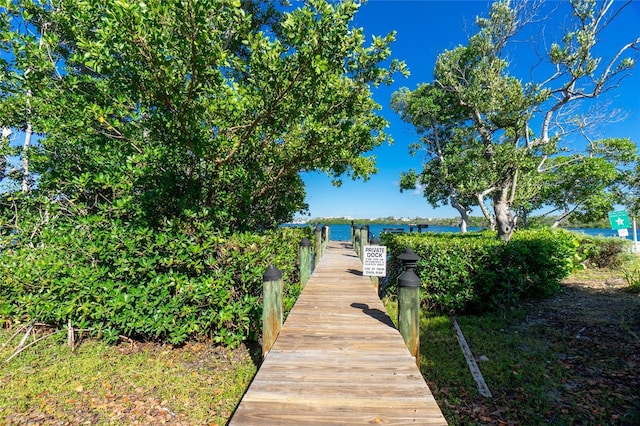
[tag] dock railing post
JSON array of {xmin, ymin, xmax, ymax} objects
[
  {"xmin": 262, "ymin": 265, "xmax": 283, "ymax": 359},
  {"xmin": 369, "ymin": 235, "xmax": 380, "ymax": 293},
  {"xmin": 350, "ymin": 220, "xmax": 355, "ymax": 245},
  {"xmin": 397, "ymin": 248, "xmax": 421, "ymax": 367},
  {"xmin": 299, "ymin": 238, "xmax": 311, "ymax": 288},
  {"xmin": 354, "ymin": 226, "xmax": 360, "ymax": 256},
  {"xmin": 321, "ymin": 225, "xmax": 328, "ymax": 257},
  {"xmin": 359, "ymin": 225, "xmax": 368, "ymax": 262},
  {"xmin": 314, "ymin": 224, "xmax": 322, "ymax": 269}
]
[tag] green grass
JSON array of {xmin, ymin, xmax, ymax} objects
[
  {"xmin": 0, "ymin": 329, "xmax": 256, "ymax": 425},
  {"xmin": 622, "ymin": 254, "xmax": 640, "ymax": 292},
  {"xmin": 423, "ymin": 311, "xmax": 568, "ymax": 424}
]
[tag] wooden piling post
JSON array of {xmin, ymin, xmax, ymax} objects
[
  {"xmin": 314, "ymin": 225, "xmax": 322, "ymax": 269},
  {"xmin": 354, "ymin": 226, "xmax": 360, "ymax": 256},
  {"xmin": 397, "ymin": 248, "xmax": 421, "ymax": 367},
  {"xmin": 359, "ymin": 225, "xmax": 368, "ymax": 262},
  {"xmin": 262, "ymin": 265, "xmax": 283, "ymax": 359},
  {"xmin": 350, "ymin": 220, "xmax": 355, "ymax": 245},
  {"xmin": 299, "ymin": 238, "xmax": 311, "ymax": 288},
  {"xmin": 321, "ymin": 225, "xmax": 328, "ymax": 257},
  {"xmin": 369, "ymin": 235, "xmax": 380, "ymax": 293}
]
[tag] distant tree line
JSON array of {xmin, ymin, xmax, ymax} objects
[{"xmin": 309, "ymin": 215, "xmax": 611, "ymax": 229}]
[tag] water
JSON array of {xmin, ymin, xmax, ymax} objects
[
  {"xmin": 325, "ymin": 224, "xmax": 477, "ymax": 241},
  {"xmin": 567, "ymin": 228, "xmax": 634, "ymax": 240},
  {"xmin": 294, "ymin": 223, "xmax": 635, "ymax": 242}
]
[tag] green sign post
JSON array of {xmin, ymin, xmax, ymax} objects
[{"xmin": 608, "ymin": 210, "xmax": 631, "ymax": 230}]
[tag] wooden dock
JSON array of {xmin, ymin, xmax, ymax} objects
[{"xmin": 229, "ymin": 241, "xmax": 448, "ymax": 425}]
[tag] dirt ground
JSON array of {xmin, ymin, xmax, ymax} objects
[{"xmin": 517, "ymin": 274, "xmax": 640, "ymax": 424}]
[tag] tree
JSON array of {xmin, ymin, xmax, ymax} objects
[
  {"xmin": 0, "ymin": 0, "xmax": 407, "ymax": 232},
  {"xmin": 533, "ymin": 138, "xmax": 638, "ymax": 227},
  {"xmin": 618, "ymin": 158, "xmax": 640, "ymax": 220},
  {"xmin": 392, "ymin": 0, "xmax": 639, "ymax": 241},
  {"xmin": 392, "ymin": 85, "xmax": 498, "ymax": 233}
]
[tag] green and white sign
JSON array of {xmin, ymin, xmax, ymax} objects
[{"xmin": 608, "ymin": 210, "xmax": 631, "ymax": 230}]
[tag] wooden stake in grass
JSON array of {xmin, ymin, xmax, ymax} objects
[
  {"xmin": 67, "ymin": 318, "xmax": 75, "ymax": 352},
  {"xmin": 451, "ymin": 317, "xmax": 492, "ymax": 398}
]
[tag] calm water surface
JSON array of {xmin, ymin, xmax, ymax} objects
[{"xmin": 289, "ymin": 223, "xmax": 635, "ymax": 242}]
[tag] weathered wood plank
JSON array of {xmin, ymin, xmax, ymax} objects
[
  {"xmin": 231, "ymin": 401, "xmax": 447, "ymax": 425},
  {"xmin": 229, "ymin": 241, "xmax": 448, "ymax": 425}
]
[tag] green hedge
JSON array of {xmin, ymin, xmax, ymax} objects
[
  {"xmin": 382, "ymin": 229, "xmax": 580, "ymax": 313},
  {"xmin": 0, "ymin": 215, "xmax": 310, "ymax": 347}
]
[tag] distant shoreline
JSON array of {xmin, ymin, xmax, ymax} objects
[
  {"xmin": 284, "ymin": 222, "xmax": 635, "ymax": 243},
  {"xmin": 290, "ymin": 216, "xmax": 612, "ymax": 229}
]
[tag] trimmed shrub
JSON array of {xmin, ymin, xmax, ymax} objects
[
  {"xmin": 0, "ymin": 214, "xmax": 310, "ymax": 347},
  {"xmin": 382, "ymin": 229, "xmax": 579, "ymax": 313}
]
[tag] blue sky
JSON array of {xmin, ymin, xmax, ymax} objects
[{"xmin": 300, "ymin": 0, "xmax": 640, "ymax": 220}]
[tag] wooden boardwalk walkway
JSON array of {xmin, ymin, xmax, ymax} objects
[{"xmin": 230, "ymin": 241, "xmax": 448, "ymax": 425}]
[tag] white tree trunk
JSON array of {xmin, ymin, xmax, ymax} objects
[
  {"xmin": 477, "ymin": 189, "xmax": 496, "ymax": 231},
  {"xmin": 450, "ymin": 195, "xmax": 469, "ymax": 233}
]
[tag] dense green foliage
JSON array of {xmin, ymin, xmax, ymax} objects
[
  {"xmin": 0, "ymin": 0, "xmax": 406, "ymax": 347},
  {"xmin": 0, "ymin": 212, "xmax": 310, "ymax": 347},
  {"xmin": 382, "ymin": 229, "xmax": 580, "ymax": 313},
  {"xmin": 0, "ymin": 0, "xmax": 406, "ymax": 232}
]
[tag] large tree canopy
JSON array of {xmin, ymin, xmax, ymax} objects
[
  {"xmin": 392, "ymin": 0, "xmax": 638, "ymax": 240},
  {"xmin": 0, "ymin": 0, "xmax": 406, "ymax": 232}
]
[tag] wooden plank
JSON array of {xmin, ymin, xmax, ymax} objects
[
  {"xmin": 231, "ymin": 401, "xmax": 448, "ymax": 425},
  {"xmin": 451, "ymin": 316, "xmax": 493, "ymax": 398},
  {"xmin": 229, "ymin": 241, "xmax": 448, "ymax": 425}
]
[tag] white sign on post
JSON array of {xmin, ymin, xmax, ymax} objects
[{"xmin": 363, "ymin": 245, "xmax": 387, "ymax": 277}]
